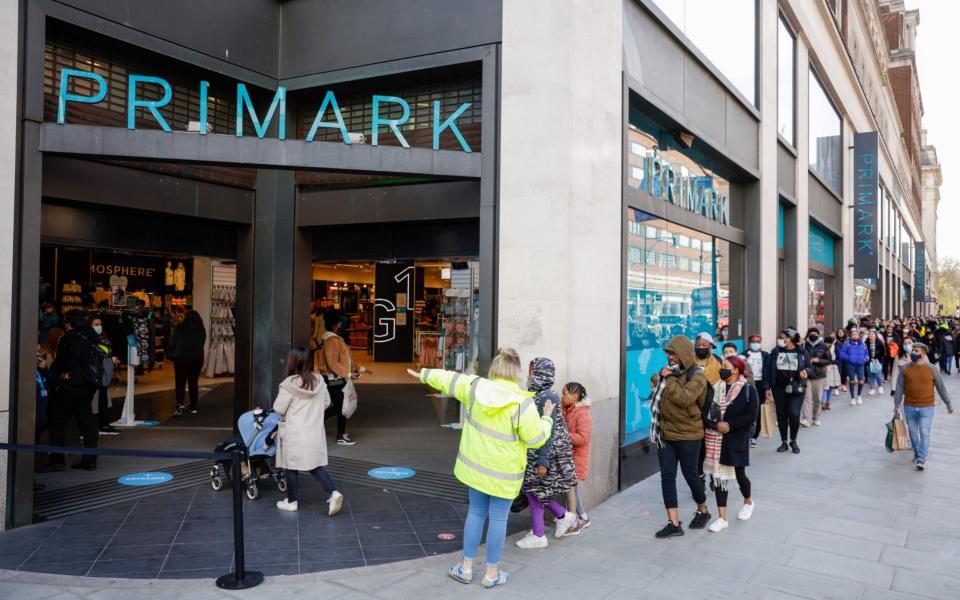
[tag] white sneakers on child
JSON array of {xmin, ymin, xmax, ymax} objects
[
  {"xmin": 857, "ymin": 397, "xmax": 864, "ymax": 405},
  {"xmin": 516, "ymin": 531, "xmax": 549, "ymax": 549},
  {"xmin": 328, "ymin": 491, "xmax": 344, "ymax": 516},
  {"xmin": 276, "ymin": 499, "xmax": 298, "ymax": 512},
  {"xmin": 738, "ymin": 501, "xmax": 756, "ymax": 521},
  {"xmin": 708, "ymin": 518, "xmax": 729, "ymax": 533},
  {"xmin": 879, "ymin": 386, "xmax": 885, "ymax": 394},
  {"xmin": 868, "ymin": 389, "xmax": 876, "ymax": 396},
  {"xmin": 850, "ymin": 398, "xmax": 857, "ymax": 406},
  {"xmin": 554, "ymin": 512, "xmax": 579, "ymax": 539}
]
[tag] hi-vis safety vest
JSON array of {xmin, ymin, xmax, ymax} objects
[{"xmin": 421, "ymin": 369, "xmax": 552, "ymax": 499}]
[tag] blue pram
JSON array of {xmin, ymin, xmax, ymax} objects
[{"xmin": 210, "ymin": 408, "xmax": 286, "ymax": 500}]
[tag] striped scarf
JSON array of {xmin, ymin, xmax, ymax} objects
[
  {"xmin": 649, "ymin": 377, "xmax": 668, "ymax": 449},
  {"xmin": 703, "ymin": 377, "xmax": 746, "ymax": 490}
]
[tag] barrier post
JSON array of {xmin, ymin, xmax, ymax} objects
[{"xmin": 216, "ymin": 447, "xmax": 263, "ymax": 590}]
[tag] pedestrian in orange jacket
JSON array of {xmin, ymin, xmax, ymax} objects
[{"xmin": 561, "ymin": 382, "xmax": 593, "ymax": 533}]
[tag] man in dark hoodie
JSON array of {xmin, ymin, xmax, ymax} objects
[
  {"xmin": 46, "ymin": 311, "xmax": 101, "ymax": 471},
  {"xmin": 651, "ymin": 336, "xmax": 711, "ymax": 539}
]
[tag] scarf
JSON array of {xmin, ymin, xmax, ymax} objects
[
  {"xmin": 649, "ymin": 377, "xmax": 667, "ymax": 449},
  {"xmin": 703, "ymin": 376, "xmax": 747, "ymax": 489}
]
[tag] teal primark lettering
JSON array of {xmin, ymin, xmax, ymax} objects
[{"xmin": 56, "ymin": 67, "xmax": 473, "ymax": 153}]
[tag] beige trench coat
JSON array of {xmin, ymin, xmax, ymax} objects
[{"xmin": 274, "ymin": 375, "xmax": 331, "ymax": 471}]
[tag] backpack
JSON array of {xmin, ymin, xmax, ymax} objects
[
  {"xmin": 686, "ymin": 365, "xmax": 714, "ymax": 407},
  {"xmin": 82, "ymin": 337, "xmax": 108, "ymax": 387}
]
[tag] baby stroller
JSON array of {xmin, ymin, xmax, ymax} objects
[{"xmin": 210, "ymin": 408, "xmax": 287, "ymax": 501}]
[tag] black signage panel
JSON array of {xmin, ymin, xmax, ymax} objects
[
  {"xmin": 373, "ymin": 260, "xmax": 415, "ymax": 362},
  {"xmin": 853, "ymin": 132, "xmax": 879, "ymax": 280}
]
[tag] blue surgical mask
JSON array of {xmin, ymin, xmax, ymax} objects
[
  {"xmin": 93, "ymin": 325, "xmax": 103, "ymax": 335},
  {"xmin": 903, "ymin": 344, "xmax": 913, "ymax": 354},
  {"xmin": 910, "ymin": 353, "xmax": 922, "ymax": 362},
  {"xmin": 750, "ymin": 342, "xmax": 761, "ymax": 352}
]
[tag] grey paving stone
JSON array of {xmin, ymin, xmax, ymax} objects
[
  {"xmin": 360, "ymin": 544, "xmax": 426, "ymax": 561},
  {"xmin": 358, "ymin": 532, "xmax": 421, "ymax": 547},
  {"xmin": 785, "ymin": 528, "xmax": 884, "ymax": 561},
  {"xmin": 809, "ymin": 516, "xmax": 909, "ymax": 546},
  {"xmin": 299, "ymin": 534, "xmax": 361, "ymax": 550},
  {"xmin": 650, "ymin": 543, "xmax": 763, "ymax": 583},
  {"xmin": 299, "ymin": 559, "xmax": 366, "ymax": 573},
  {"xmin": 87, "ymin": 558, "xmax": 162, "ymax": 577},
  {"xmin": 892, "ymin": 567, "xmax": 960, "ymax": 600},
  {"xmin": 904, "ymin": 530, "xmax": 960, "ymax": 557},
  {"xmin": 647, "ymin": 568, "xmax": 766, "ymax": 600},
  {"xmin": 785, "ymin": 546, "xmax": 895, "ymax": 587},
  {"xmin": 749, "ymin": 563, "xmax": 863, "ymax": 600},
  {"xmin": 880, "ymin": 545, "xmax": 957, "ymax": 577},
  {"xmin": 97, "ymin": 544, "xmax": 170, "ymax": 561}
]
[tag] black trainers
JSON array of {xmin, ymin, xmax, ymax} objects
[
  {"xmin": 750, "ymin": 438, "xmax": 758, "ymax": 448},
  {"xmin": 655, "ymin": 521, "xmax": 684, "ymax": 538},
  {"xmin": 689, "ymin": 510, "xmax": 711, "ymax": 529},
  {"xmin": 776, "ymin": 442, "xmax": 790, "ymax": 452},
  {"xmin": 790, "ymin": 441, "xmax": 800, "ymax": 454},
  {"xmin": 174, "ymin": 405, "xmax": 185, "ymax": 417},
  {"xmin": 99, "ymin": 426, "xmax": 120, "ymax": 436},
  {"xmin": 336, "ymin": 434, "xmax": 356, "ymax": 446},
  {"xmin": 189, "ymin": 408, "xmax": 199, "ymax": 415}
]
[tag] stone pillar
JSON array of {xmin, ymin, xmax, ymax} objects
[
  {"xmin": 498, "ymin": 0, "xmax": 621, "ymax": 507},
  {"xmin": 252, "ymin": 170, "xmax": 296, "ymax": 408},
  {"xmin": 794, "ymin": 40, "xmax": 812, "ymax": 331}
]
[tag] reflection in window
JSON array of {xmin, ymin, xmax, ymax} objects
[
  {"xmin": 624, "ymin": 209, "xmax": 744, "ymax": 445},
  {"xmin": 809, "ymin": 69, "xmax": 842, "ymax": 193},
  {"xmin": 651, "ymin": 0, "xmax": 757, "ymax": 104},
  {"xmin": 778, "ymin": 16, "xmax": 795, "ymax": 144}
]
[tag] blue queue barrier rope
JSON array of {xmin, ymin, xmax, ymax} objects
[{"xmin": 0, "ymin": 442, "xmax": 262, "ymax": 589}]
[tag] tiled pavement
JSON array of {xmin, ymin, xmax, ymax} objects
[
  {"xmin": 0, "ymin": 481, "xmax": 522, "ymax": 579},
  {"xmin": 3, "ymin": 366, "xmax": 960, "ymax": 599}
]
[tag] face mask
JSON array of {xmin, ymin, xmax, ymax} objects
[
  {"xmin": 777, "ymin": 339, "xmax": 787, "ymax": 348},
  {"xmin": 910, "ymin": 353, "xmax": 922, "ymax": 362},
  {"xmin": 750, "ymin": 342, "xmax": 761, "ymax": 352},
  {"xmin": 718, "ymin": 368, "xmax": 733, "ymax": 381},
  {"xmin": 93, "ymin": 325, "xmax": 103, "ymax": 335},
  {"xmin": 808, "ymin": 335, "xmax": 819, "ymax": 343},
  {"xmin": 904, "ymin": 344, "xmax": 913, "ymax": 354},
  {"xmin": 695, "ymin": 347, "xmax": 710, "ymax": 359}
]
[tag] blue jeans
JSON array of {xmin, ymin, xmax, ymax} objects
[
  {"xmin": 463, "ymin": 488, "xmax": 512, "ymax": 567},
  {"xmin": 868, "ymin": 370, "xmax": 883, "ymax": 390},
  {"xmin": 903, "ymin": 406, "xmax": 935, "ymax": 462},
  {"xmin": 845, "ymin": 363, "xmax": 865, "ymax": 383}
]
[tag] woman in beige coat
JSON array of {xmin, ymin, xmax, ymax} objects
[{"xmin": 274, "ymin": 348, "xmax": 344, "ymax": 516}]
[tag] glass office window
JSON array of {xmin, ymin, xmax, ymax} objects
[
  {"xmin": 808, "ymin": 69, "xmax": 842, "ymax": 193},
  {"xmin": 651, "ymin": 0, "xmax": 757, "ymax": 104},
  {"xmin": 625, "ymin": 208, "xmax": 743, "ymax": 445},
  {"xmin": 778, "ymin": 16, "xmax": 795, "ymax": 144}
]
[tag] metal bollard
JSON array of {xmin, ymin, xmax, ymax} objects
[{"xmin": 216, "ymin": 447, "xmax": 263, "ymax": 589}]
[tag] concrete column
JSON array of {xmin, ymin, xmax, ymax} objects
[
  {"xmin": 498, "ymin": 0, "xmax": 621, "ymax": 506},
  {"xmin": 252, "ymin": 169, "xmax": 296, "ymax": 408},
  {"xmin": 794, "ymin": 40, "xmax": 811, "ymax": 331},
  {"xmin": 841, "ymin": 120, "xmax": 855, "ymax": 320}
]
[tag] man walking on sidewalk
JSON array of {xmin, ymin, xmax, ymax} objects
[{"xmin": 893, "ymin": 343, "xmax": 954, "ymax": 471}]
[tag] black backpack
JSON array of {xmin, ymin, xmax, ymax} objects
[{"xmin": 82, "ymin": 337, "xmax": 108, "ymax": 387}]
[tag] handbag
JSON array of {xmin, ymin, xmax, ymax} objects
[
  {"xmin": 342, "ymin": 377, "xmax": 358, "ymax": 418},
  {"xmin": 869, "ymin": 359, "xmax": 882, "ymax": 374}
]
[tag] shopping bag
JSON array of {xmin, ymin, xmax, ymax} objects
[
  {"xmin": 825, "ymin": 364, "xmax": 841, "ymax": 388},
  {"xmin": 759, "ymin": 401, "xmax": 776, "ymax": 438},
  {"xmin": 342, "ymin": 378, "xmax": 359, "ymax": 418},
  {"xmin": 892, "ymin": 416, "xmax": 911, "ymax": 451},
  {"xmin": 869, "ymin": 360, "xmax": 882, "ymax": 374}
]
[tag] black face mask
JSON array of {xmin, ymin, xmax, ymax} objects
[
  {"xmin": 718, "ymin": 368, "xmax": 733, "ymax": 381},
  {"xmin": 808, "ymin": 335, "xmax": 819, "ymax": 343},
  {"xmin": 695, "ymin": 347, "xmax": 711, "ymax": 359}
]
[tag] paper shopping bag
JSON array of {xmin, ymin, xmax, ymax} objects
[
  {"xmin": 892, "ymin": 416, "xmax": 911, "ymax": 451},
  {"xmin": 759, "ymin": 401, "xmax": 776, "ymax": 438}
]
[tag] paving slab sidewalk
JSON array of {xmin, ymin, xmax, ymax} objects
[{"xmin": 3, "ymin": 368, "xmax": 960, "ymax": 600}]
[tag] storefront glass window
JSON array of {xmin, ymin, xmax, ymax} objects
[
  {"xmin": 624, "ymin": 208, "xmax": 744, "ymax": 445},
  {"xmin": 854, "ymin": 284, "xmax": 872, "ymax": 318},
  {"xmin": 808, "ymin": 69, "xmax": 842, "ymax": 193},
  {"xmin": 778, "ymin": 16, "xmax": 795, "ymax": 144},
  {"xmin": 651, "ymin": 0, "xmax": 757, "ymax": 104},
  {"xmin": 808, "ymin": 275, "xmax": 832, "ymax": 331}
]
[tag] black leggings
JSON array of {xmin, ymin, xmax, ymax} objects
[
  {"xmin": 657, "ymin": 439, "xmax": 706, "ymax": 509},
  {"xmin": 715, "ymin": 466, "xmax": 751, "ymax": 508},
  {"xmin": 324, "ymin": 381, "xmax": 347, "ymax": 436},
  {"xmin": 773, "ymin": 387, "xmax": 804, "ymax": 443},
  {"xmin": 285, "ymin": 467, "xmax": 337, "ymax": 502}
]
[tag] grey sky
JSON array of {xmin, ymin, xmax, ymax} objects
[{"xmin": 909, "ymin": 0, "xmax": 954, "ymax": 264}]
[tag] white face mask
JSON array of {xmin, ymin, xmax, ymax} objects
[
  {"xmin": 777, "ymin": 339, "xmax": 787, "ymax": 348},
  {"xmin": 903, "ymin": 344, "xmax": 913, "ymax": 354},
  {"xmin": 93, "ymin": 325, "xmax": 103, "ymax": 335}
]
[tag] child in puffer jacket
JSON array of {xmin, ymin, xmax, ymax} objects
[{"xmin": 561, "ymin": 382, "xmax": 593, "ymax": 534}]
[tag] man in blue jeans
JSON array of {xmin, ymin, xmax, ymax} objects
[{"xmin": 893, "ymin": 343, "xmax": 954, "ymax": 471}]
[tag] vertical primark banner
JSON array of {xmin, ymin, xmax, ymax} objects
[
  {"xmin": 914, "ymin": 242, "xmax": 926, "ymax": 301},
  {"xmin": 853, "ymin": 132, "xmax": 879, "ymax": 280}
]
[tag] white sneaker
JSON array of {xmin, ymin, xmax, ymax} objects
[
  {"xmin": 799, "ymin": 419, "xmax": 811, "ymax": 428},
  {"xmin": 554, "ymin": 511, "xmax": 579, "ymax": 539},
  {"xmin": 813, "ymin": 419, "xmax": 822, "ymax": 426},
  {"xmin": 868, "ymin": 389, "xmax": 876, "ymax": 396},
  {"xmin": 879, "ymin": 386, "xmax": 884, "ymax": 394},
  {"xmin": 276, "ymin": 499, "xmax": 298, "ymax": 512},
  {"xmin": 516, "ymin": 531, "xmax": 548, "ymax": 549},
  {"xmin": 708, "ymin": 518, "xmax": 729, "ymax": 533},
  {"xmin": 857, "ymin": 397, "xmax": 864, "ymax": 405},
  {"xmin": 327, "ymin": 491, "xmax": 344, "ymax": 516},
  {"xmin": 738, "ymin": 501, "xmax": 756, "ymax": 521},
  {"xmin": 850, "ymin": 398, "xmax": 857, "ymax": 406}
]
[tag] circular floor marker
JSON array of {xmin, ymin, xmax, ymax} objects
[
  {"xmin": 367, "ymin": 466, "xmax": 416, "ymax": 480},
  {"xmin": 437, "ymin": 532, "xmax": 457, "ymax": 541},
  {"xmin": 117, "ymin": 472, "xmax": 173, "ymax": 486}
]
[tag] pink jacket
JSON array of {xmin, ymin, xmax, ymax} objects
[{"xmin": 562, "ymin": 398, "xmax": 593, "ymax": 480}]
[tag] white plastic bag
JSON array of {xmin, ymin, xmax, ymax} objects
[{"xmin": 342, "ymin": 378, "xmax": 358, "ymax": 418}]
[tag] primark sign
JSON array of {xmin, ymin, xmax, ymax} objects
[
  {"xmin": 55, "ymin": 68, "xmax": 474, "ymax": 152},
  {"xmin": 631, "ymin": 139, "xmax": 729, "ymax": 225}
]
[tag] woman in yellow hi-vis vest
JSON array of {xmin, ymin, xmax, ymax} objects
[{"xmin": 407, "ymin": 348, "xmax": 553, "ymax": 590}]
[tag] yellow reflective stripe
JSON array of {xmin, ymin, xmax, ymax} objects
[
  {"xmin": 457, "ymin": 452, "xmax": 523, "ymax": 481},
  {"xmin": 514, "ymin": 397, "xmax": 536, "ymax": 428},
  {"xmin": 465, "ymin": 414, "xmax": 519, "ymax": 443},
  {"xmin": 524, "ymin": 430, "xmax": 547, "ymax": 446},
  {"xmin": 448, "ymin": 373, "xmax": 462, "ymax": 397},
  {"xmin": 468, "ymin": 378, "xmax": 481, "ymax": 412}
]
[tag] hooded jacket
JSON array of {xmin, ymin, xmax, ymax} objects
[
  {"xmin": 274, "ymin": 375, "xmax": 332, "ymax": 471},
  {"xmin": 49, "ymin": 325, "xmax": 102, "ymax": 392},
  {"xmin": 655, "ymin": 336, "xmax": 708, "ymax": 442},
  {"xmin": 563, "ymin": 397, "xmax": 593, "ymax": 480},
  {"xmin": 420, "ymin": 368, "xmax": 552, "ymax": 499},
  {"xmin": 839, "ymin": 338, "xmax": 870, "ymax": 365},
  {"xmin": 804, "ymin": 339, "xmax": 831, "ymax": 380}
]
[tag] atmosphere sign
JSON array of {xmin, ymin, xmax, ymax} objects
[
  {"xmin": 914, "ymin": 242, "xmax": 926, "ymax": 301},
  {"xmin": 853, "ymin": 132, "xmax": 879, "ymax": 280},
  {"xmin": 55, "ymin": 68, "xmax": 473, "ymax": 152}
]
